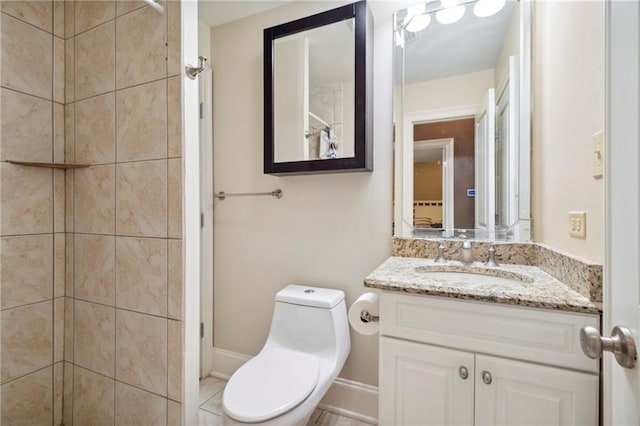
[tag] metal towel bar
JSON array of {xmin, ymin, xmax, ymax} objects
[{"xmin": 214, "ymin": 189, "xmax": 283, "ymax": 201}]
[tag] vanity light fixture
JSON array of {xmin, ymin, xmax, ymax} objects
[
  {"xmin": 473, "ymin": 0, "xmax": 506, "ymax": 18},
  {"xmin": 405, "ymin": 4, "xmax": 431, "ymax": 32},
  {"xmin": 436, "ymin": 0, "xmax": 465, "ymax": 24}
]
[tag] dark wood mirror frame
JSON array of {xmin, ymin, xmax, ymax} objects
[{"xmin": 263, "ymin": 1, "xmax": 373, "ymax": 175}]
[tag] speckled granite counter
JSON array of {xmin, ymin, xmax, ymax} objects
[{"xmin": 364, "ymin": 256, "xmax": 601, "ymax": 314}]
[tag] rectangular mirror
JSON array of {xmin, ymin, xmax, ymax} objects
[
  {"xmin": 393, "ymin": 0, "xmax": 532, "ymax": 241},
  {"xmin": 264, "ymin": 1, "xmax": 373, "ymax": 175}
]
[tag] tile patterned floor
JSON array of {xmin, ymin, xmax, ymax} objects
[{"xmin": 199, "ymin": 376, "xmax": 373, "ymax": 426}]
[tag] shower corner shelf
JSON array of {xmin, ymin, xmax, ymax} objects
[{"xmin": 5, "ymin": 160, "xmax": 91, "ymax": 170}]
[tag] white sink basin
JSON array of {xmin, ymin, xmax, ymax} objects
[{"xmin": 414, "ymin": 266, "xmax": 532, "ymax": 286}]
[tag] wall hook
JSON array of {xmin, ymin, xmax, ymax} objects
[{"xmin": 186, "ymin": 56, "xmax": 207, "ymax": 80}]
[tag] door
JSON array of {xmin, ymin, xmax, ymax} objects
[
  {"xmin": 475, "ymin": 88, "xmax": 495, "ymax": 233},
  {"xmin": 199, "ymin": 66, "xmax": 214, "ymax": 377},
  {"xmin": 379, "ymin": 337, "xmax": 474, "ymax": 426},
  {"xmin": 475, "ymin": 355, "xmax": 598, "ymax": 426},
  {"xmin": 604, "ymin": 1, "xmax": 640, "ymax": 423}
]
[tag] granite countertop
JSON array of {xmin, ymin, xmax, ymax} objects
[{"xmin": 364, "ymin": 256, "xmax": 601, "ymax": 314}]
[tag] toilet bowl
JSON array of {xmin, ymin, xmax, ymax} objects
[{"xmin": 222, "ymin": 285, "xmax": 351, "ymax": 425}]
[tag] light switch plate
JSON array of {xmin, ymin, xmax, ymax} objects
[
  {"xmin": 569, "ymin": 211, "xmax": 587, "ymax": 239},
  {"xmin": 593, "ymin": 131, "xmax": 604, "ymax": 179}
]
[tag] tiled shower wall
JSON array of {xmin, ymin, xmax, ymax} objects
[
  {"xmin": 1, "ymin": 1, "xmax": 67, "ymax": 424},
  {"xmin": 1, "ymin": 1, "xmax": 184, "ymax": 425}
]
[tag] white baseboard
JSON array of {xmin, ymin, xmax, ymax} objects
[{"xmin": 208, "ymin": 347, "xmax": 378, "ymax": 424}]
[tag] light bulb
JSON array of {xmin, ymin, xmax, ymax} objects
[
  {"xmin": 436, "ymin": 1, "xmax": 465, "ymax": 25},
  {"xmin": 473, "ymin": 0, "xmax": 506, "ymax": 18}
]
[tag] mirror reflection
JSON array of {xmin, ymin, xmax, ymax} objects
[
  {"xmin": 273, "ymin": 19, "xmax": 355, "ymax": 163},
  {"xmin": 393, "ymin": 0, "xmax": 531, "ymax": 241}
]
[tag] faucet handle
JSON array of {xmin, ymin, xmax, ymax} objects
[
  {"xmin": 484, "ymin": 244, "xmax": 499, "ymax": 267},
  {"xmin": 434, "ymin": 243, "xmax": 447, "ymax": 263}
]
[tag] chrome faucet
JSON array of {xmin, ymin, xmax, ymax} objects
[
  {"xmin": 484, "ymin": 244, "xmax": 499, "ymax": 267},
  {"xmin": 459, "ymin": 240, "xmax": 474, "ymax": 264}
]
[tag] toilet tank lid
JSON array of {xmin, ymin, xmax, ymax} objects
[{"xmin": 276, "ymin": 285, "xmax": 345, "ymax": 308}]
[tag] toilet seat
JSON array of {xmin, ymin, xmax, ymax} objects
[{"xmin": 223, "ymin": 347, "xmax": 320, "ymax": 423}]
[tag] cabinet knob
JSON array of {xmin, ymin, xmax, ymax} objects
[
  {"xmin": 481, "ymin": 370, "xmax": 492, "ymax": 385},
  {"xmin": 459, "ymin": 366, "xmax": 469, "ymax": 380}
]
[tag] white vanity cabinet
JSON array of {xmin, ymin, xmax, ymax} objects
[{"xmin": 378, "ymin": 292, "xmax": 600, "ymax": 426}]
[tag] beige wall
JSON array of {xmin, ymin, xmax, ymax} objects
[
  {"xmin": 414, "ymin": 161, "xmax": 443, "ymax": 200},
  {"xmin": 0, "ymin": 2, "xmax": 66, "ymax": 424},
  {"xmin": 532, "ymin": 0, "xmax": 604, "ymax": 263},
  {"xmin": 211, "ymin": 1, "xmax": 393, "ymax": 387},
  {"xmin": 494, "ymin": 2, "xmax": 520, "ymax": 91},
  {"xmin": 1, "ymin": 1, "xmax": 184, "ymax": 424}
]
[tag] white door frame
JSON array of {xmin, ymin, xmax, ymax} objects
[
  {"xmin": 413, "ymin": 138, "xmax": 455, "ymax": 232},
  {"xmin": 397, "ymin": 105, "xmax": 476, "ymax": 236},
  {"xmin": 181, "ymin": 0, "xmax": 200, "ymax": 424},
  {"xmin": 604, "ymin": 0, "xmax": 640, "ymax": 423}
]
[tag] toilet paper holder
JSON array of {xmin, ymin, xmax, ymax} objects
[{"xmin": 360, "ymin": 310, "xmax": 379, "ymax": 323}]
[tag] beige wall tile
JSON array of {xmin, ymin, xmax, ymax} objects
[
  {"xmin": 1, "ymin": 301, "xmax": 53, "ymax": 383},
  {"xmin": 1, "ymin": 0, "xmax": 53, "ymax": 33},
  {"xmin": 168, "ymin": 400, "xmax": 182, "ymax": 426},
  {"xmin": 54, "ymin": 169, "xmax": 65, "ymax": 232},
  {"xmin": 64, "ymin": 0, "xmax": 74, "ymax": 38},
  {"xmin": 115, "ymin": 382, "xmax": 167, "ymax": 426},
  {"xmin": 116, "ymin": 1, "xmax": 146, "ymax": 17},
  {"xmin": 54, "ymin": 297, "xmax": 65, "ymax": 363},
  {"xmin": 168, "ymin": 319, "xmax": 182, "ymax": 401},
  {"xmin": 167, "ymin": 0, "xmax": 181, "ymax": 77},
  {"xmin": 64, "ymin": 297, "xmax": 74, "ymax": 361},
  {"xmin": 73, "ymin": 366, "xmax": 115, "ymax": 426},
  {"xmin": 0, "ymin": 366, "xmax": 53, "ymax": 425},
  {"xmin": 63, "ymin": 362, "xmax": 73, "ymax": 426},
  {"xmin": 75, "ymin": 21, "xmax": 115, "ymax": 100},
  {"xmin": 76, "ymin": 93, "xmax": 116, "ymax": 164},
  {"xmin": 74, "ymin": 234, "xmax": 115, "ymax": 305},
  {"xmin": 115, "ymin": 4, "xmax": 166, "ymax": 89},
  {"xmin": 0, "ymin": 234, "xmax": 53, "ymax": 310},
  {"xmin": 75, "ymin": 164, "xmax": 115, "ymax": 234},
  {"xmin": 0, "ymin": 13, "xmax": 52, "ymax": 100},
  {"xmin": 167, "ymin": 239, "xmax": 182, "ymax": 320},
  {"xmin": 65, "ymin": 38, "xmax": 75, "ymax": 103},
  {"xmin": 65, "ymin": 231, "xmax": 74, "ymax": 298},
  {"xmin": 116, "ymin": 309, "xmax": 167, "ymax": 395},
  {"xmin": 0, "ymin": 88, "xmax": 52, "ymax": 163},
  {"xmin": 0, "ymin": 164, "xmax": 53, "ymax": 235},
  {"xmin": 65, "ymin": 103, "xmax": 75, "ymax": 163},
  {"xmin": 54, "ymin": 36, "xmax": 65, "ymax": 103},
  {"xmin": 53, "ymin": 0, "xmax": 64, "ymax": 37},
  {"xmin": 115, "ymin": 160, "xmax": 167, "ymax": 237},
  {"xmin": 54, "ymin": 362, "xmax": 63, "ymax": 426},
  {"xmin": 168, "ymin": 158, "xmax": 182, "ymax": 238},
  {"xmin": 116, "ymin": 236, "xmax": 167, "ymax": 316},
  {"xmin": 54, "ymin": 103, "xmax": 65, "ymax": 163},
  {"xmin": 116, "ymin": 80, "xmax": 167, "ymax": 162},
  {"xmin": 54, "ymin": 233, "xmax": 65, "ymax": 297},
  {"xmin": 65, "ymin": 170, "xmax": 74, "ymax": 232},
  {"xmin": 167, "ymin": 76, "xmax": 182, "ymax": 157},
  {"xmin": 74, "ymin": 300, "xmax": 115, "ymax": 377},
  {"xmin": 75, "ymin": 0, "xmax": 115, "ymax": 34}
]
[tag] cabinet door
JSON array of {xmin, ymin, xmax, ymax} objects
[
  {"xmin": 475, "ymin": 355, "xmax": 598, "ymax": 426},
  {"xmin": 380, "ymin": 337, "xmax": 474, "ymax": 426}
]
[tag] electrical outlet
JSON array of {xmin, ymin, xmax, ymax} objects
[
  {"xmin": 569, "ymin": 211, "xmax": 587, "ymax": 239},
  {"xmin": 593, "ymin": 132, "xmax": 604, "ymax": 179}
]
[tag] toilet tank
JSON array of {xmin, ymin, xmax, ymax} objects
[{"xmin": 266, "ymin": 285, "xmax": 350, "ymax": 360}]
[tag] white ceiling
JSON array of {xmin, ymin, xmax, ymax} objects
[
  {"xmin": 402, "ymin": 0, "xmax": 516, "ymax": 85},
  {"xmin": 198, "ymin": 0, "xmax": 295, "ymax": 27}
]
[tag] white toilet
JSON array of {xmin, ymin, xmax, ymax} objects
[{"xmin": 222, "ymin": 285, "xmax": 351, "ymax": 425}]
